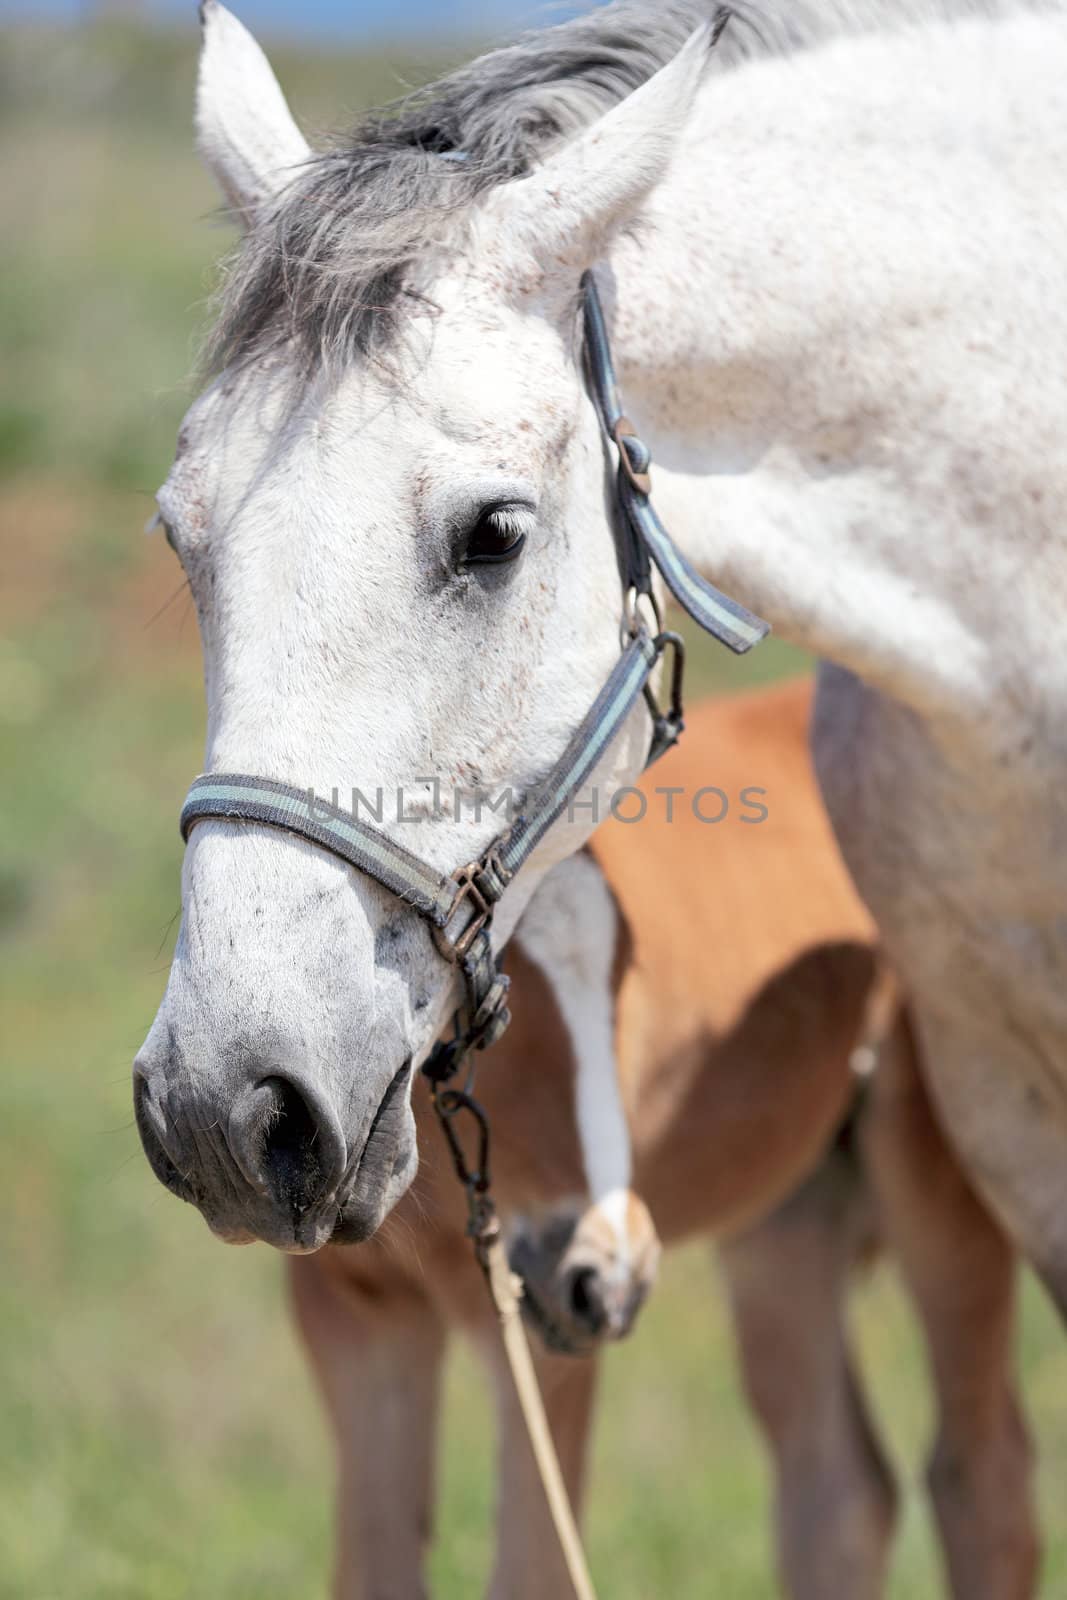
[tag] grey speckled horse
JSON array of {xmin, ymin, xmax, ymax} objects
[{"xmin": 139, "ymin": 0, "xmax": 1067, "ymax": 1337}]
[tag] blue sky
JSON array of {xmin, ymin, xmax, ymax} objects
[{"xmin": 0, "ymin": 0, "xmax": 582, "ymax": 43}]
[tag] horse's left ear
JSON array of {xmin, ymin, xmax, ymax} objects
[
  {"xmin": 497, "ymin": 22, "xmax": 715, "ymax": 276},
  {"xmin": 196, "ymin": 0, "xmax": 311, "ymax": 226}
]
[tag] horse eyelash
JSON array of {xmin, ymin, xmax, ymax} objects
[{"xmin": 486, "ymin": 505, "xmax": 531, "ymax": 539}]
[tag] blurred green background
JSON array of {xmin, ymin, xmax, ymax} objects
[{"xmin": 1, "ymin": 17, "xmax": 1064, "ymax": 1599}]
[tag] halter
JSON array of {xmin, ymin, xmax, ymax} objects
[{"xmin": 179, "ymin": 273, "xmax": 770, "ymax": 1075}]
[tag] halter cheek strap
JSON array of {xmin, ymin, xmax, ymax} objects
[
  {"xmin": 178, "ymin": 274, "xmax": 770, "ymax": 1074},
  {"xmin": 581, "ymin": 276, "xmax": 768, "ymax": 655}
]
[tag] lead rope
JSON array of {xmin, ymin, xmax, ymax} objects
[
  {"xmin": 484, "ymin": 1236, "xmax": 599, "ymax": 1600},
  {"xmin": 426, "ymin": 1075, "xmax": 600, "ymax": 1600}
]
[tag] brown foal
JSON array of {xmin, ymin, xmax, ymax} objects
[{"xmin": 290, "ymin": 679, "xmax": 1037, "ymax": 1600}]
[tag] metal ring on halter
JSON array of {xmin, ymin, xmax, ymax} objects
[
  {"xmin": 643, "ymin": 629, "xmax": 688, "ymax": 765},
  {"xmin": 622, "ymin": 586, "xmax": 662, "ymax": 644},
  {"xmin": 431, "ymin": 853, "xmax": 506, "ymax": 964}
]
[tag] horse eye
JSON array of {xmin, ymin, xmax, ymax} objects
[{"xmin": 460, "ymin": 505, "xmax": 529, "ymax": 568}]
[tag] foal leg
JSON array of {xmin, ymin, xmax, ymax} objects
[
  {"xmin": 289, "ymin": 1251, "xmax": 447, "ymax": 1600},
  {"xmin": 718, "ymin": 1133, "xmax": 896, "ymax": 1600},
  {"xmin": 472, "ymin": 1317, "xmax": 599, "ymax": 1600},
  {"xmin": 861, "ymin": 1014, "xmax": 1039, "ymax": 1600}
]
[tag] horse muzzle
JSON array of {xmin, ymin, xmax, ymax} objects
[
  {"xmin": 134, "ymin": 1048, "xmax": 416, "ymax": 1252},
  {"xmin": 508, "ymin": 1193, "xmax": 661, "ymax": 1356}
]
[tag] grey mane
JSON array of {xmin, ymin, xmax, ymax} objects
[{"xmin": 206, "ymin": 0, "xmax": 1023, "ymax": 375}]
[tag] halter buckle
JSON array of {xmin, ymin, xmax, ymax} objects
[
  {"xmin": 612, "ymin": 417, "xmax": 652, "ymax": 496},
  {"xmin": 435, "ymin": 854, "xmax": 505, "ymax": 963}
]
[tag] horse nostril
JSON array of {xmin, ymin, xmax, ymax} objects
[
  {"xmin": 228, "ymin": 1074, "xmax": 347, "ymax": 1216},
  {"xmin": 260, "ymin": 1076, "xmax": 318, "ymax": 1201},
  {"xmin": 567, "ymin": 1267, "xmax": 606, "ymax": 1333},
  {"xmin": 258, "ymin": 1075, "xmax": 345, "ymax": 1212}
]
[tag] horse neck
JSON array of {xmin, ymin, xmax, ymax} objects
[{"xmin": 604, "ymin": 13, "xmax": 1063, "ymax": 728}]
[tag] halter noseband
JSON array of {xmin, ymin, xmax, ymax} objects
[{"xmin": 179, "ymin": 273, "xmax": 769, "ymax": 1075}]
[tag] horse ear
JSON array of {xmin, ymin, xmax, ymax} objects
[
  {"xmin": 196, "ymin": 0, "xmax": 311, "ymax": 225},
  {"xmin": 498, "ymin": 23, "xmax": 716, "ymax": 276}
]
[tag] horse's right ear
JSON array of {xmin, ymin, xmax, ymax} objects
[{"xmin": 196, "ymin": 0, "xmax": 311, "ymax": 226}]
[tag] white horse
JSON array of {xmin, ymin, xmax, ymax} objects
[{"xmin": 139, "ymin": 0, "xmax": 1067, "ymax": 1306}]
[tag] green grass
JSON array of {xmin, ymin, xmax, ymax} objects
[{"xmin": 1, "ymin": 18, "xmax": 1064, "ymax": 1599}]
